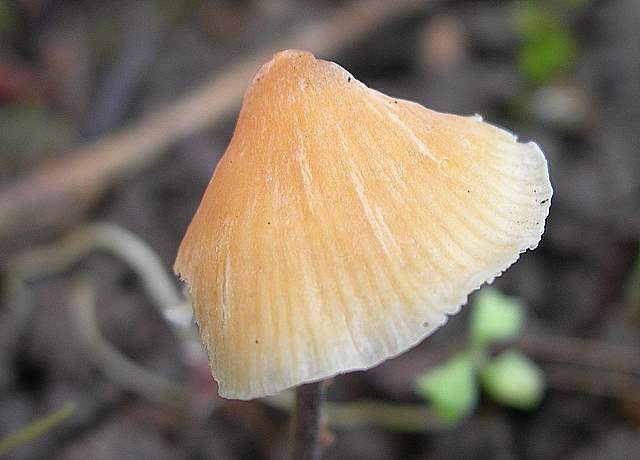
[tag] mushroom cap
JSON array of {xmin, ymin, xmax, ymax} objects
[{"xmin": 174, "ymin": 50, "xmax": 552, "ymax": 400}]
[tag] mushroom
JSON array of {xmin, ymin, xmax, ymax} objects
[{"xmin": 174, "ymin": 49, "xmax": 552, "ymax": 401}]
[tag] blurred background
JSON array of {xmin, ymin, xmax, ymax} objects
[{"xmin": 1, "ymin": 0, "xmax": 639, "ymax": 458}]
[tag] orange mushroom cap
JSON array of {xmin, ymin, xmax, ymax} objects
[{"xmin": 174, "ymin": 50, "xmax": 552, "ymax": 399}]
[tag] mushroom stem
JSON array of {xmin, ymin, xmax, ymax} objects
[{"xmin": 290, "ymin": 380, "xmax": 326, "ymax": 460}]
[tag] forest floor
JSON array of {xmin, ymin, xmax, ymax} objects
[{"xmin": 1, "ymin": 1, "xmax": 639, "ymax": 459}]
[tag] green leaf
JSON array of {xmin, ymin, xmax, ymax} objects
[
  {"xmin": 470, "ymin": 288, "xmax": 525, "ymax": 348},
  {"xmin": 514, "ymin": 1, "xmax": 577, "ymax": 84},
  {"xmin": 519, "ymin": 31, "xmax": 576, "ymax": 84},
  {"xmin": 481, "ymin": 350, "xmax": 545, "ymax": 410},
  {"xmin": 415, "ymin": 353, "xmax": 477, "ymax": 424}
]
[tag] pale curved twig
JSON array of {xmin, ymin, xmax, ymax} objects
[
  {"xmin": 7, "ymin": 222, "xmax": 201, "ymax": 364},
  {"xmin": 69, "ymin": 277, "xmax": 191, "ymax": 405}
]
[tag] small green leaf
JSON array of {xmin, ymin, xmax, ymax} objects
[
  {"xmin": 470, "ymin": 288, "xmax": 525, "ymax": 348},
  {"xmin": 519, "ymin": 31, "xmax": 576, "ymax": 84},
  {"xmin": 481, "ymin": 350, "xmax": 545, "ymax": 410},
  {"xmin": 415, "ymin": 353, "xmax": 477, "ymax": 424},
  {"xmin": 514, "ymin": 1, "xmax": 578, "ymax": 84}
]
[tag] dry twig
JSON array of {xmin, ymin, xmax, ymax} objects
[
  {"xmin": 0, "ymin": 0, "xmax": 424, "ymax": 240},
  {"xmin": 515, "ymin": 333, "xmax": 640, "ymax": 377}
]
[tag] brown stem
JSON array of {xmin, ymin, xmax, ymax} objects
[{"xmin": 290, "ymin": 381, "xmax": 326, "ymax": 460}]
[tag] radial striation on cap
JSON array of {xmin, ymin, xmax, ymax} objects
[{"xmin": 174, "ymin": 49, "xmax": 552, "ymax": 400}]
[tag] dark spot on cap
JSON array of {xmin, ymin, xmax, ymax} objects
[
  {"xmin": 540, "ymin": 198, "xmax": 548, "ymax": 204},
  {"xmin": 255, "ymin": 340, "xmax": 259, "ymax": 344},
  {"xmin": 347, "ymin": 76, "xmax": 351, "ymax": 83}
]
